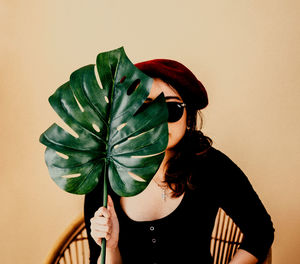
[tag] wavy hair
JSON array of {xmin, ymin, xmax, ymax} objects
[{"xmin": 165, "ymin": 105, "xmax": 213, "ymax": 197}]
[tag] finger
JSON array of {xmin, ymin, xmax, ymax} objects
[
  {"xmin": 94, "ymin": 207, "xmax": 105, "ymax": 217},
  {"xmin": 107, "ymin": 195, "xmax": 117, "ymax": 216},
  {"xmin": 92, "ymin": 224, "xmax": 111, "ymax": 233},
  {"xmin": 91, "ymin": 230, "xmax": 111, "ymax": 240},
  {"xmin": 91, "ymin": 233, "xmax": 103, "ymax": 246},
  {"xmin": 107, "ymin": 195, "xmax": 114, "ymax": 208},
  {"xmin": 94, "ymin": 207, "xmax": 111, "ymax": 219},
  {"xmin": 91, "ymin": 230, "xmax": 108, "ymax": 239},
  {"xmin": 90, "ymin": 217, "xmax": 109, "ymax": 225},
  {"xmin": 96, "ymin": 237, "xmax": 102, "ymax": 245}
]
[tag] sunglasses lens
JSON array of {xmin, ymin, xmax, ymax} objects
[
  {"xmin": 167, "ymin": 102, "xmax": 184, "ymax": 123},
  {"xmin": 134, "ymin": 101, "xmax": 185, "ymax": 123}
]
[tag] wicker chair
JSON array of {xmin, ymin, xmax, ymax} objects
[
  {"xmin": 45, "ymin": 214, "xmax": 89, "ymax": 264},
  {"xmin": 211, "ymin": 208, "xmax": 271, "ymax": 264},
  {"xmin": 45, "ymin": 208, "xmax": 271, "ymax": 264}
]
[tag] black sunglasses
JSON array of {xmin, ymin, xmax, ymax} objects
[
  {"xmin": 166, "ymin": 101, "xmax": 186, "ymax": 123},
  {"xmin": 135, "ymin": 101, "xmax": 186, "ymax": 123}
]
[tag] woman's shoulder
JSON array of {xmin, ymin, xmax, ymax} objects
[
  {"xmin": 193, "ymin": 146, "xmax": 239, "ymax": 169},
  {"xmin": 190, "ymin": 146, "xmax": 247, "ymax": 187}
]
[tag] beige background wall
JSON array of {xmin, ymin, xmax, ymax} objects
[{"xmin": 1, "ymin": 0, "xmax": 299, "ymax": 263}]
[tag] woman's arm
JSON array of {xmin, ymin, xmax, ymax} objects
[
  {"xmin": 211, "ymin": 148, "xmax": 274, "ymax": 262},
  {"xmin": 98, "ymin": 247, "xmax": 122, "ymax": 264},
  {"xmin": 229, "ymin": 249, "xmax": 258, "ymax": 264}
]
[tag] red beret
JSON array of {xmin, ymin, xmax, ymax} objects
[{"xmin": 135, "ymin": 59, "xmax": 208, "ymax": 110}]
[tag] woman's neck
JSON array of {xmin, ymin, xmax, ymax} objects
[{"xmin": 152, "ymin": 149, "xmax": 174, "ymax": 183}]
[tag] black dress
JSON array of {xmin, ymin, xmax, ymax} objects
[{"xmin": 84, "ymin": 147, "xmax": 274, "ymax": 264}]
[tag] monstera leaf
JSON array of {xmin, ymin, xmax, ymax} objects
[
  {"xmin": 40, "ymin": 47, "xmax": 168, "ymax": 199},
  {"xmin": 40, "ymin": 47, "xmax": 168, "ymax": 263}
]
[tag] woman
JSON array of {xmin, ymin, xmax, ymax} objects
[{"xmin": 84, "ymin": 59, "xmax": 274, "ymax": 264}]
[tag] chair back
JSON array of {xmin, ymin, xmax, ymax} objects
[
  {"xmin": 211, "ymin": 208, "xmax": 271, "ymax": 264},
  {"xmin": 45, "ymin": 214, "xmax": 89, "ymax": 264}
]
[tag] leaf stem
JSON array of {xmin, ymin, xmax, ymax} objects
[{"xmin": 100, "ymin": 161, "xmax": 108, "ymax": 264}]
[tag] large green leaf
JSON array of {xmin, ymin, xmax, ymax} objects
[{"xmin": 40, "ymin": 47, "xmax": 168, "ymax": 196}]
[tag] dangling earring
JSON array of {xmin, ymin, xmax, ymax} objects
[{"xmin": 187, "ymin": 116, "xmax": 192, "ymax": 131}]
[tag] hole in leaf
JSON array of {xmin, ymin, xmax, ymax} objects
[
  {"xmin": 56, "ymin": 120, "xmax": 79, "ymax": 139},
  {"xmin": 128, "ymin": 132, "xmax": 146, "ymax": 141},
  {"xmin": 104, "ymin": 96, "xmax": 109, "ymax": 103},
  {"xmin": 62, "ymin": 173, "xmax": 81, "ymax": 179},
  {"xmin": 128, "ymin": 172, "xmax": 146, "ymax": 182},
  {"xmin": 92, "ymin": 123, "xmax": 100, "ymax": 132},
  {"xmin": 120, "ymin": 76, "xmax": 126, "ymax": 83},
  {"xmin": 131, "ymin": 150, "xmax": 165, "ymax": 159},
  {"xmin": 68, "ymin": 128, "xmax": 79, "ymax": 139},
  {"xmin": 114, "ymin": 144, "xmax": 119, "ymax": 149},
  {"xmin": 127, "ymin": 79, "xmax": 141, "ymax": 95},
  {"xmin": 74, "ymin": 94, "xmax": 84, "ymax": 112},
  {"xmin": 117, "ymin": 123, "xmax": 127, "ymax": 131},
  {"xmin": 94, "ymin": 65, "xmax": 103, "ymax": 89},
  {"xmin": 56, "ymin": 152, "xmax": 69, "ymax": 159}
]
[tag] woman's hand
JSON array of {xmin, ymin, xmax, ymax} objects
[{"xmin": 90, "ymin": 195, "xmax": 120, "ymax": 249}]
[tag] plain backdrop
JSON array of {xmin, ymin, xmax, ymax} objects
[{"xmin": 1, "ymin": 1, "xmax": 299, "ymax": 263}]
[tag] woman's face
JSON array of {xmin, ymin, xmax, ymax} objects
[{"xmin": 146, "ymin": 78, "xmax": 187, "ymax": 150}]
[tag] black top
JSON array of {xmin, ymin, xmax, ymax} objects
[{"xmin": 84, "ymin": 147, "xmax": 274, "ymax": 264}]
